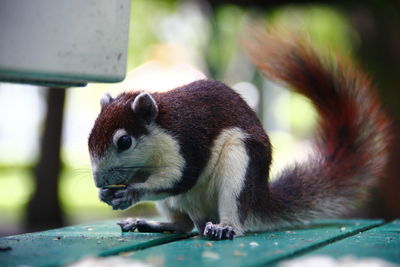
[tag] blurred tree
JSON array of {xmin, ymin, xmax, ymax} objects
[
  {"xmin": 346, "ymin": 1, "xmax": 400, "ymax": 218},
  {"xmin": 26, "ymin": 88, "xmax": 66, "ymax": 231}
]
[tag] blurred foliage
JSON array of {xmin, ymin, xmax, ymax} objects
[
  {"xmin": 0, "ymin": 169, "xmax": 32, "ymax": 231},
  {"xmin": 126, "ymin": 0, "xmax": 177, "ymax": 70},
  {"xmin": 267, "ymin": 5, "xmax": 358, "ymax": 56},
  {"xmin": 0, "ymin": 169, "xmax": 32, "ymax": 209},
  {"xmin": 207, "ymin": 5, "xmax": 247, "ymax": 79},
  {"xmin": 266, "ymin": 5, "xmax": 358, "ymax": 138}
]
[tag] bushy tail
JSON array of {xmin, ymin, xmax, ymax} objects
[{"xmin": 245, "ymin": 30, "xmax": 391, "ymax": 222}]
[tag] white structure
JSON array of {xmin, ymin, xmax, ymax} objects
[{"xmin": 0, "ymin": 0, "xmax": 131, "ymax": 87}]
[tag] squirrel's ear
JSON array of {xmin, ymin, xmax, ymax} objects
[
  {"xmin": 100, "ymin": 93, "xmax": 113, "ymax": 110},
  {"xmin": 131, "ymin": 92, "xmax": 158, "ymax": 124}
]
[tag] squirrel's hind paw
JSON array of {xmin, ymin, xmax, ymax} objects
[{"xmin": 203, "ymin": 222, "xmax": 236, "ymax": 240}]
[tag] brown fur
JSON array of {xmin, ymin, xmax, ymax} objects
[
  {"xmin": 89, "ymin": 92, "xmax": 146, "ymax": 158},
  {"xmin": 244, "ymin": 29, "xmax": 391, "ymax": 222}
]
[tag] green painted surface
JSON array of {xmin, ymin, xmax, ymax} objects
[
  {"xmin": 308, "ymin": 220, "xmax": 400, "ymax": 264},
  {"xmin": 125, "ymin": 220, "xmax": 384, "ymax": 267},
  {"xmin": 0, "ymin": 220, "xmax": 193, "ymax": 267},
  {"xmin": 1, "ymin": 219, "xmax": 396, "ymax": 267}
]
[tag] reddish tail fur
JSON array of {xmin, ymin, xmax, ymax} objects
[{"xmin": 246, "ymin": 30, "xmax": 391, "ymax": 222}]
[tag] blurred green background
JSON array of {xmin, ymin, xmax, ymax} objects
[{"xmin": 1, "ymin": 0, "xmax": 400, "ymax": 236}]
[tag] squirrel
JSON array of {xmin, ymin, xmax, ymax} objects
[{"xmin": 88, "ymin": 30, "xmax": 390, "ymax": 240}]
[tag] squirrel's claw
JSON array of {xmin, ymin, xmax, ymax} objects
[
  {"xmin": 203, "ymin": 222, "xmax": 236, "ymax": 240},
  {"xmin": 117, "ymin": 218, "xmax": 141, "ymax": 232}
]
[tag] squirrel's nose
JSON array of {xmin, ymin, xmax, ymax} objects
[{"xmin": 93, "ymin": 171, "xmax": 107, "ymax": 188}]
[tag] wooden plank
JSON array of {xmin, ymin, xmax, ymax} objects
[
  {"xmin": 305, "ymin": 220, "xmax": 400, "ymax": 264},
  {"xmin": 122, "ymin": 219, "xmax": 384, "ymax": 267},
  {"xmin": 0, "ymin": 220, "xmax": 193, "ymax": 267}
]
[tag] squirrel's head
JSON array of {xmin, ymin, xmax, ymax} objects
[{"xmin": 88, "ymin": 92, "xmax": 184, "ymax": 198}]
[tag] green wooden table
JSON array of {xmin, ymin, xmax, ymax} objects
[{"xmin": 0, "ymin": 219, "xmax": 399, "ymax": 266}]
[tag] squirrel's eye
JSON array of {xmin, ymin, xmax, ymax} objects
[{"xmin": 117, "ymin": 135, "xmax": 132, "ymax": 151}]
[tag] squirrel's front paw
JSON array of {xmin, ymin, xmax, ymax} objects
[
  {"xmin": 203, "ymin": 222, "xmax": 236, "ymax": 240},
  {"xmin": 99, "ymin": 188, "xmax": 117, "ymax": 205},
  {"xmin": 99, "ymin": 186, "xmax": 142, "ymax": 210},
  {"xmin": 117, "ymin": 218, "xmax": 144, "ymax": 232},
  {"xmin": 110, "ymin": 187, "xmax": 136, "ymax": 210}
]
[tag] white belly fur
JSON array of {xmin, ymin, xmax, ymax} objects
[{"xmin": 162, "ymin": 127, "xmax": 250, "ymax": 233}]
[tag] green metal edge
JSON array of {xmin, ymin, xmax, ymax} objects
[
  {"xmin": 121, "ymin": 219, "xmax": 385, "ymax": 267},
  {"xmin": 97, "ymin": 232, "xmax": 198, "ymax": 258},
  {"xmin": 0, "ymin": 220, "xmax": 195, "ymax": 267},
  {"xmin": 303, "ymin": 219, "xmax": 400, "ymax": 265},
  {"xmin": 263, "ymin": 220, "xmax": 388, "ymax": 266}
]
